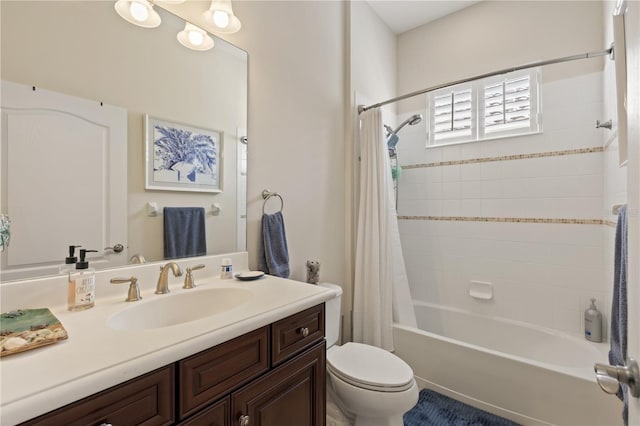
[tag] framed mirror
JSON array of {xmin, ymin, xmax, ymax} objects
[{"xmin": 0, "ymin": 1, "xmax": 248, "ymax": 281}]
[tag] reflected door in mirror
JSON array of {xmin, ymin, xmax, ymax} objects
[{"xmin": 1, "ymin": 81, "xmax": 128, "ymax": 281}]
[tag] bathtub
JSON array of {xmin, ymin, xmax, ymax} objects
[{"xmin": 393, "ymin": 301, "xmax": 623, "ymax": 426}]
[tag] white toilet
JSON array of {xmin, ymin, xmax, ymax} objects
[{"xmin": 320, "ymin": 283, "xmax": 419, "ymax": 426}]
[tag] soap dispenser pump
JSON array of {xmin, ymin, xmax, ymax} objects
[
  {"xmin": 67, "ymin": 249, "xmax": 98, "ymax": 311},
  {"xmin": 59, "ymin": 245, "xmax": 81, "ymax": 274}
]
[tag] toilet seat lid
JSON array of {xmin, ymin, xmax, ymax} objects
[{"xmin": 327, "ymin": 342, "xmax": 414, "ymax": 390}]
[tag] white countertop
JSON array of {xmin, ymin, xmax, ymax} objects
[{"xmin": 0, "ymin": 254, "xmax": 335, "ymax": 425}]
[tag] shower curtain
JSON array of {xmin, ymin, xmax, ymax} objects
[{"xmin": 353, "ymin": 108, "xmax": 417, "ymax": 351}]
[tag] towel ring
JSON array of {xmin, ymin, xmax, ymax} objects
[{"xmin": 262, "ymin": 190, "xmax": 284, "ymax": 214}]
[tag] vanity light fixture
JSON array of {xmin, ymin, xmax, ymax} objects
[
  {"xmin": 203, "ymin": 0, "xmax": 242, "ymax": 34},
  {"xmin": 114, "ymin": 0, "xmax": 161, "ymax": 28},
  {"xmin": 177, "ymin": 23, "xmax": 214, "ymax": 51}
]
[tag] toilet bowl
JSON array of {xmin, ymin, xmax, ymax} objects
[{"xmin": 320, "ymin": 283, "xmax": 419, "ymax": 426}]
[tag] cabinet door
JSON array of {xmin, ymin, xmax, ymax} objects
[
  {"xmin": 178, "ymin": 397, "xmax": 230, "ymax": 426},
  {"xmin": 232, "ymin": 342, "xmax": 326, "ymax": 426},
  {"xmin": 20, "ymin": 365, "xmax": 174, "ymax": 426}
]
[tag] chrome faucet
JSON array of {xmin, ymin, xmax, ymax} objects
[{"xmin": 155, "ymin": 262, "xmax": 183, "ymax": 294}]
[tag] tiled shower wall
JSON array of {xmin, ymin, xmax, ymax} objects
[{"xmin": 396, "ymin": 71, "xmax": 610, "ymax": 336}]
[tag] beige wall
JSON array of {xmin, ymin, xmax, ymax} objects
[
  {"xmin": 397, "ymin": 1, "xmax": 604, "ymax": 114},
  {"xmin": 350, "ymin": 1, "xmax": 397, "ymax": 113},
  {"xmin": 165, "ymin": 1, "xmax": 349, "ymax": 285}
]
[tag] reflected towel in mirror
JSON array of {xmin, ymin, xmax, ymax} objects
[{"xmin": 163, "ymin": 207, "xmax": 206, "ymax": 259}]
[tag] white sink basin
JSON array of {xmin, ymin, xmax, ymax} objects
[{"xmin": 108, "ymin": 288, "xmax": 253, "ymax": 330}]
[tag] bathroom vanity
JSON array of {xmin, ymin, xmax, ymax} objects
[
  {"xmin": 22, "ymin": 305, "xmax": 326, "ymax": 425},
  {"xmin": 0, "ymin": 254, "xmax": 334, "ymax": 426}
]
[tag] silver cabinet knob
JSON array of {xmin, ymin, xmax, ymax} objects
[
  {"xmin": 594, "ymin": 358, "xmax": 640, "ymax": 397},
  {"xmin": 300, "ymin": 327, "xmax": 309, "ymax": 337},
  {"xmin": 99, "ymin": 423, "xmax": 113, "ymax": 426},
  {"xmin": 239, "ymin": 414, "xmax": 250, "ymax": 426}
]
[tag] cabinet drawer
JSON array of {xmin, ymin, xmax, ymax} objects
[
  {"xmin": 178, "ymin": 397, "xmax": 229, "ymax": 426},
  {"xmin": 21, "ymin": 365, "xmax": 174, "ymax": 426},
  {"xmin": 271, "ymin": 304, "xmax": 324, "ymax": 366},
  {"xmin": 179, "ymin": 326, "xmax": 269, "ymax": 419}
]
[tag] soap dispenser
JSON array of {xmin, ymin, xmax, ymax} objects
[
  {"xmin": 59, "ymin": 245, "xmax": 81, "ymax": 274},
  {"xmin": 68, "ymin": 249, "xmax": 98, "ymax": 311},
  {"xmin": 585, "ymin": 298, "xmax": 603, "ymax": 343}
]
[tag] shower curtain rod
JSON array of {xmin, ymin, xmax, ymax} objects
[{"xmin": 358, "ymin": 46, "xmax": 613, "ymax": 114}]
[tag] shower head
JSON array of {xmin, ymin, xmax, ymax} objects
[
  {"xmin": 392, "ymin": 114, "xmax": 423, "ymax": 134},
  {"xmin": 385, "ymin": 113, "xmax": 423, "ymax": 158}
]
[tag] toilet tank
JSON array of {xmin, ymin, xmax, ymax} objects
[{"xmin": 319, "ymin": 282, "xmax": 342, "ymax": 348}]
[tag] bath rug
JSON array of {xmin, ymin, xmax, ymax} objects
[{"xmin": 404, "ymin": 389, "xmax": 521, "ymax": 426}]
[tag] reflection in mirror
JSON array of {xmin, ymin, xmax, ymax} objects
[
  {"xmin": 613, "ymin": 0, "xmax": 628, "ymax": 166},
  {"xmin": 0, "ymin": 1, "xmax": 248, "ymax": 282}
]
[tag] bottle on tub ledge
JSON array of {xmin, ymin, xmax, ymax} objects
[
  {"xmin": 584, "ymin": 298, "xmax": 603, "ymax": 343},
  {"xmin": 68, "ymin": 249, "xmax": 98, "ymax": 311}
]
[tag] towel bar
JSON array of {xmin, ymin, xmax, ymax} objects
[
  {"xmin": 147, "ymin": 202, "xmax": 221, "ymax": 217},
  {"xmin": 262, "ymin": 190, "xmax": 284, "ymax": 214}
]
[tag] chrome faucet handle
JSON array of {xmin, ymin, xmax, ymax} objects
[
  {"xmin": 184, "ymin": 264, "xmax": 206, "ymax": 289},
  {"xmin": 110, "ymin": 276, "xmax": 142, "ymax": 302}
]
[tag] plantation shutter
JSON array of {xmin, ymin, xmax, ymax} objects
[
  {"xmin": 483, "ymin": 73, "xmax": 532, "ymax": 135},
  {"xmin": 432, "ymin": 86, "xmax": 473, "ymax": 142},
  {"xmin": 426, "ymin": 68, "xmax": 540, "ymax": 147}
]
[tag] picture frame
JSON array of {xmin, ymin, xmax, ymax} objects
[{"xmin": 145, "ymin": 115, "xmax": 222, "ymax": 193}]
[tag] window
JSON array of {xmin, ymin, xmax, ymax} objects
[{"xmin": 427, "ymin": 68, "xmax": 541, "ymax": 146}]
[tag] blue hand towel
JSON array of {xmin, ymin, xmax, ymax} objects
[
  {"xmin": 163, "ymin": 207, "xmax": 207, "ymax": 259},
  {"xmin": 259, "ymin": 211, "xmax": 290, "ymax": 278},
  {"xmin": 609, "ymin": 204, "xmax": 628, "ymax": 424}
]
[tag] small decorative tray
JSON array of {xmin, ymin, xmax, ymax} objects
[
  {"xmin": 235, "ymin": 271, "xmax": 265, "ymax": 281},
  {"xmin": 0, "ymin": 308, "xmax": 68, "ymax": 357}
]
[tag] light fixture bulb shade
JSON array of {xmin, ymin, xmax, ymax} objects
[
  {"xmin": 177, "ymin": 23, "xmax": 214, "ymax": 51},
  {"xmin": 114, "ymin": 0, "xmax": 161, "ymax": 28},
  {"xmin": 203, "ymin": 0, "xmax": 241, "ymax": 34},
  {"xmin": 129, "ymin": 1, "xmax": 149, "ymax": 22},
  {"xmin": 188, "ymin": 30, "xmax": 204, "ymax": 46},
  {"xmin": 212, "ymin": 10, "xmax": 230, "ymax": 29}
]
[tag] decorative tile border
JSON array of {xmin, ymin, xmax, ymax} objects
[
  {"xmin": 604, "ymin": 220, "xmax": 617, "ymax": 228},
  {"xmin": 398, "ymin": 215, "xmax": 606, "ymax": 225},
  {"xmin": 402, "ymin": 147, "xmax": 604, "ymax": 170}
]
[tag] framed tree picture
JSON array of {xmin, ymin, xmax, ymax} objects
[{"xmin": 145, "ymin": 115, "xmax": 222, "ymax": 193}]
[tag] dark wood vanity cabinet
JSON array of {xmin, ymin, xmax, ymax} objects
[
  {"xmin": 21, "ymin": 365, "xmax": 175, "ymax": 426},
  {"xmin": 20, "ymin": 304, "xmax": 326, "ymax": 426}
]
